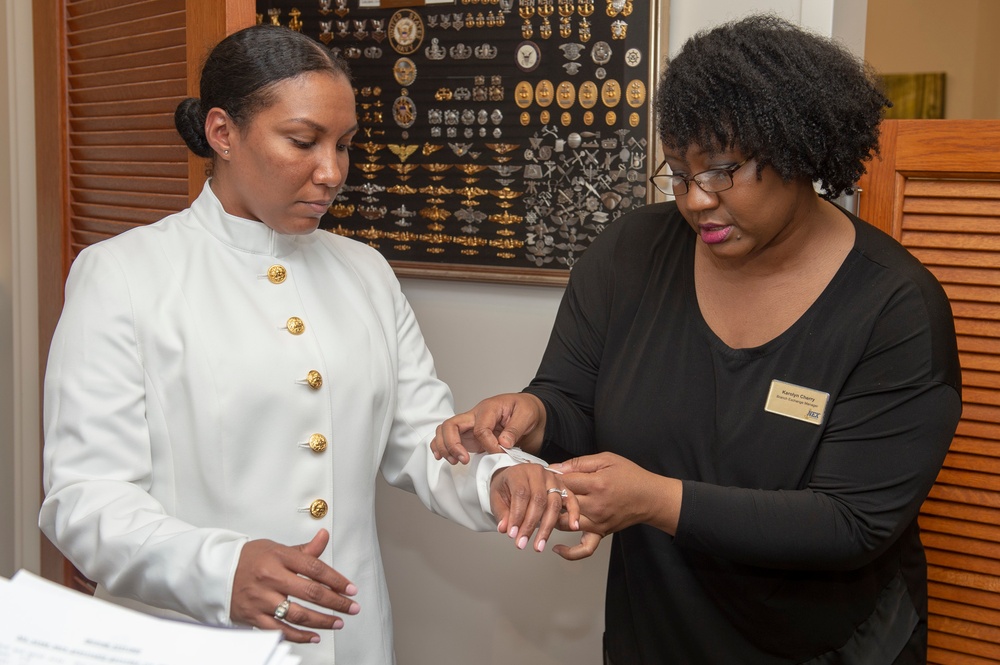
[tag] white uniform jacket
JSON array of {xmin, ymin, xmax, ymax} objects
[{"xmin": 39, "ymin": 181, "xmax": 507, "ymax": 665}]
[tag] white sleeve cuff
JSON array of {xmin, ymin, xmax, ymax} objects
[{"xmin": 474, "ymin": 453, "xmax": 519, "ymax": 518}]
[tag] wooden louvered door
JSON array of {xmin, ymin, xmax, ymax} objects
[
  {"xmin": 858, "ymin": 119, "xmax": 1000, "ymax": 665},
  {"xmin": 33, "ymin": 0, "xmax": 253, "ymax": 590},
  {"xmin": 64, "ymin": 0, "xmax": 190, "ymax": 259}
]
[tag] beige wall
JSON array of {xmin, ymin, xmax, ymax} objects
[
  {"xmin": 385, "ymin": 279, "xmax": 605, "ymax": 664},
  {"xmin": 866, "ymin": 0, "xmax": 1000, "ymax": 118}
]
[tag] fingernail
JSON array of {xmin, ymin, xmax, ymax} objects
[
  {"xmin": 574, "ymin": 519, "xmax": 580, "ymax": 530},
  {"xmin": 348, "ymin": 602, "xmax": 360, "ymax": 615},
  {"xmin": 345, "ymin": 584, "xmax": 358, "ymax": 596},
  {"xmin": 536, "ymin": 539, "xmax": 546, "ymax": 552},
  {"xmin": 312, "ymin": 635, "xmax": 322, "ymax": 643},
  {"xmin": 332, "ymin": 619, "xmax": 344, "ymax": 630},
  {"xmin": 509, "ymin": 525, "xmax": 518, "ymax": 539},
  {"xmin": 517, "ymin": 535, "xmax": 528, "ymax": 550}
]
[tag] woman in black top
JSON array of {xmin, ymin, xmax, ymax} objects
[{"xmin": 433, "ymin": 14, "xmax": 961, "ymax": 664}]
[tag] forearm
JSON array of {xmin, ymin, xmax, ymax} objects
[
  {"xmin": 382, "ymin": 435, "xmax": 514, "ymax": 531},
  {"xmin": 675, "ymin": 481, "xmax": 883, "ymax": 570},
  {"xmin": 523, "ymin": 386, "xmax": 594, "ymax": 459},
  {"xmin": 511, "ymin": 392, "xmax": 547, "ymax": 455}
]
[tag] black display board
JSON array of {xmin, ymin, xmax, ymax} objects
[{"xmin": 257, "ymin": 0, "xmax": 656, "ymax": 283}]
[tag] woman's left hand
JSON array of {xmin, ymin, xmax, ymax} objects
[
  {"xmin": 550, "ymin": 452, "xmax": 683, "ymax": 537},
  {"xmin": 490, "ymin": 464, "xmax": 580, "ymax": 553}
]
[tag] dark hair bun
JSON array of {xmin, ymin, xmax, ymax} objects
[{"xmin": 174, "ymin": 97, "xmax": 213, "ymax": 158}]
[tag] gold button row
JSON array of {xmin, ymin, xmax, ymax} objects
[{"xmin": 270, "ymin": 264, "xmax": 328, "ymax": 519}]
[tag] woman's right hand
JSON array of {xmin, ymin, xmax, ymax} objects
[
  {"xmin": 231, "ymin": 529, "xmax": 359, "ymax": 643},
  {"xmin": 432, "ymin": 392, "xmax": 547, "ymax": 465}
]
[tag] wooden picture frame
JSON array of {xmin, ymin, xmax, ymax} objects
[{"xmin": 881, "ymin": 72, "xmax": 945, "ymax": 120}]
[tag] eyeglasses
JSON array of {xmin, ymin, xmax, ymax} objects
[{"xmin": 649, "ymin": 158, "xmax": 751, "ymax": 198}]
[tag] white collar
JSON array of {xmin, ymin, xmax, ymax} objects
[{"xmin": 191, "ymin": 179, "xmax": 317, "ymax": 258}]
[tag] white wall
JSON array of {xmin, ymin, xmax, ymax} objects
[{"xmin": 670, "ymin": 0, "xmax": 867, "ymax": 58}]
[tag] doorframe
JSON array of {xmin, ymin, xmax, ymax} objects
[{"xmin": 4, "ymin": 0, "xmax": 42, "ymax": 577}]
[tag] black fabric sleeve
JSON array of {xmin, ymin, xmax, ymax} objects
[{"xmin": 523, "ymin": 221, "xmax": 624, "ymax": 461}]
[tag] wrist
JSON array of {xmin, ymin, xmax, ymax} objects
[
  {"xmin": 643, "ymin": 475, "xmax": 683, "ymax": 536},
  {"xmin": 516, "ymin": 392, "xmax": 547, "ymax": 454}
]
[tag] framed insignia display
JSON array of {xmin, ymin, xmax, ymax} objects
[{"xmin": 257, "ymin": 0, "xmax": 659, "ymax": 285}]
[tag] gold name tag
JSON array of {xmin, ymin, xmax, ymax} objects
[{"xmin": 764, "ymin": 380, "xmax": 830, "ymax": 426}]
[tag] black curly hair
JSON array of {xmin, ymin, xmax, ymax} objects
[
  {"xmin": 174, "ymin": 24, "xmax": 352, "ymax": 159},
  {"xmin": 655, "ymin": 14, "xmax": 890, "ymax": 199}
]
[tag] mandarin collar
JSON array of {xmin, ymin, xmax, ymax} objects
[{"xmin": 191, "ymin": 179, "xmax": 318, "ymax": 258}]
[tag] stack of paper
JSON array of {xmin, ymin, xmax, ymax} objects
[{"xmin": 0, "ymin": 570, "xmax": 299, "ymax": 664}]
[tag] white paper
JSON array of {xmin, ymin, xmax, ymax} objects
[{"xmin": 0, "ymin": 571, "xmax": 297, "ymax": 665}]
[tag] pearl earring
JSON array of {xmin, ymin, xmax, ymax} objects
[{"xmin": 223, "ymin": 149, "xmax": 229, "ymax": 155}]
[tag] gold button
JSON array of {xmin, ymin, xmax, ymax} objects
[
  {"xmin": 267, "ymin": 265, "xmax": 287, "ymax": 284},
  {"xmin": 306, "ymin": 370, "xmax": 323, "ymax": 389},
  {"xmin": 309, "ymin": 499, "xmax": 328, "ymax": 519},
  {"xmin": 287, "ymin": 317, "xmax": 305, "ymax": 335},
  {"xmin": 308, "ymin": 433, "xmax": 328, "ymax": 453}
]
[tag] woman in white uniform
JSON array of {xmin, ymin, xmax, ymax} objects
[{"xmin": 39, "ymin": 24, "xmax": 571, "ymax": 665}]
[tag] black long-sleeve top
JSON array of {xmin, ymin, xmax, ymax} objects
[{"xmin": 526, "ymin": 202, "xmax": 961, "ymax": 664}]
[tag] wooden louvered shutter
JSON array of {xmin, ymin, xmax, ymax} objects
[
  {"xmin": 65, "ymin": 0, "xmax": 190, "ymax": 261},
  {"xmin": 33, "ymin": 0, "xmax": 254, "ymax": 590},
  {"xmin": 858, "ymin": 119, "xmax": 1000, "ymax": 665}
]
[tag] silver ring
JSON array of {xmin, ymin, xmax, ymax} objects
[
  {"xmin": 273, "ymin": 598, "xmax": 291, "ymax": 621},
  {"xmin": 546, "ymin": 488, "xmax": 569, "ymax": 498}
]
